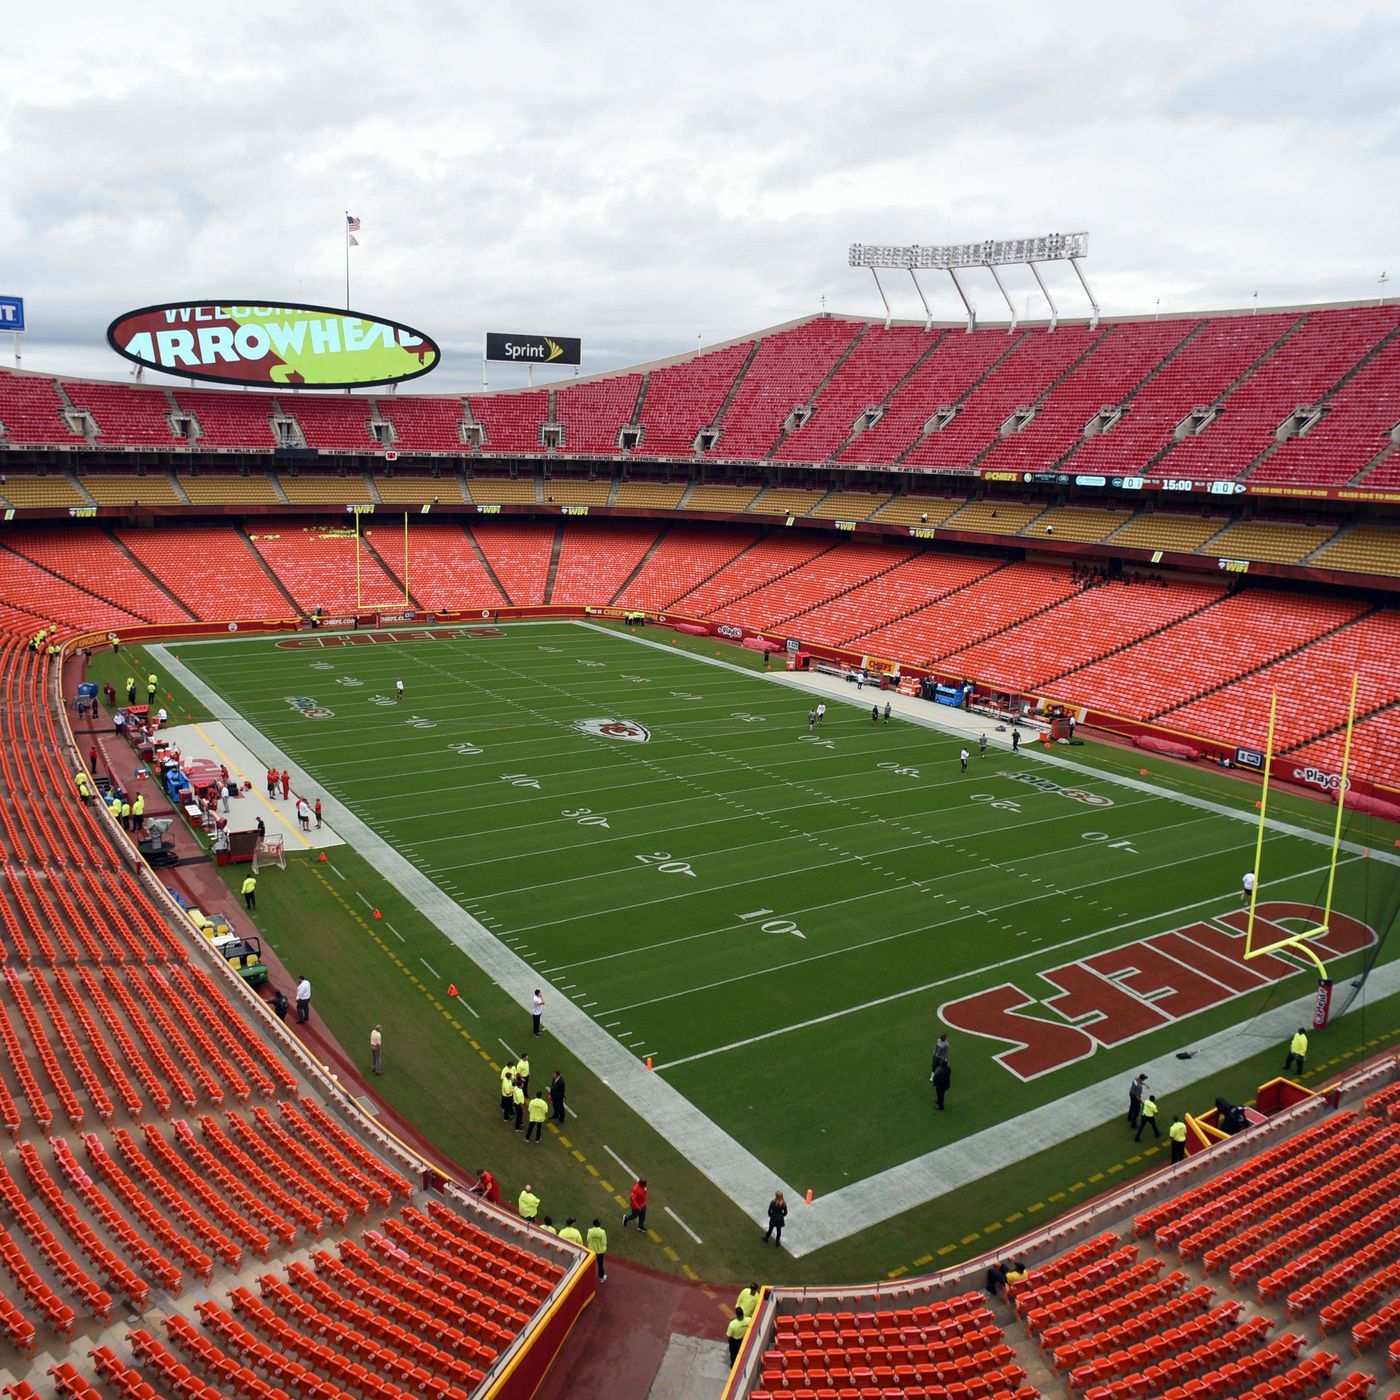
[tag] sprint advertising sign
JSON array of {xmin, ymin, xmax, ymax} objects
[
  {"xmin": 485, "ymin": 331, "xmax": 582, "ymax": 366},
  {"xmin": 106, "ymin": 301, "xmax": 440, "ymax": 389}
]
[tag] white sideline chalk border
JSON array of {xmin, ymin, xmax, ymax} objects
[{"xmin": 149, "ymin": 632, "xmax": 1400, "ymax": 1256}]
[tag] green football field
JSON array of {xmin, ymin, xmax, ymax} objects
[{"xmin": 167, "ymin": 620, "xmax": 1398, "ymax": 1207}]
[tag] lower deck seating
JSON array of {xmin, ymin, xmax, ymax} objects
[
  {"xmin": 249, "ymin": 520, "xmax": 404, "ymax": 612},
  {"xmin": 470, "ymin": 520, "xmax": 557, "ymax": 604},
  {"xmin": 670, "ymin": 533, "xmax": 837, "ymax": 617},
  {"xmin": 116, "ymin": 523, "xmax": 294, "ymax": 619},
  {"xmin": 857, "ymin": 561, "xmax": 1081, "ymax": 666},
  {"xmin": 4, "ymin": 530, "xmax": 191, "ymax": 625},
  {"xmin": 613, "ymin": 526, "xmax": 760, "ymax": 611},
  {"xmin": 550, "ymin": 522, "xmax": 661, "ymax": 606},
  {"xmin": 362, "ymin": 521, "xmax": 506, "ymax": 610},
  {"xmin": 1053, "ymin": 590, "xmax": 1368, "ymax": 720}
]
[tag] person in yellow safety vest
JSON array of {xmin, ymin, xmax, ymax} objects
[
  {"xmin": 119, "ymin": 799, "xmax": 132, "ymax": 830},
  {"xmin": 511, "ymin": 1078, "xmax": 526, "ymax": 1132},
  {"xmin": 515, "ymin": 1052, "xmax": 530, "ymax": 1094},
  {"xmin": 557, "ymin": 1218, "xmax": 584, "ymax": 1247},
  {"xmin": 726, "ymin": 1306, "xmax": 751, "ymax": 1363},
  {"xmin": 500, "ymin": 1068, "xmax": 516, "ymax": 1123},
  {"xmin": 132, "ymin": 794, "xmax": 144, "ymax": 826},
  {"xmin": 736, "ymin": 1283, "xmax": 761, "ymax": 1320},
  {"xmin": 1284, "ymin": 1027, "xmax": 1308, "ymax": 1075},
  {"xmin": 241, "ymin": 875, "xmax": 257, "ymax": 911},
  {"xmin": 147, "ymin": 674, "xmax": 158, "ymax": 701},
  {"xmin": 525, "ymin": 1091, "xmax": 549, "ymax": 1143},
  {"xmin": 1169, "ymin": 1116, "xmax": 1188, "ymax": 1164},
  {"xmin": 517, "ymin": 1184, "xmax": 540, "ymax": 1221},
  {"xmin": 125, "ymin": 676, "xmax": 136, "ymax": 703},
  {"xmin": 586, "ymin": 1220, "xmax": 608, "ymax": 1281},
  {"xmin": 1135, "ymin": 1094, "xmax": 1160, "ymax": 1142},
  {"xmin": 538, "ymin": 1216, "xmax": 557, "ymax": 1234},
  {"xmin": 73, "ymin": 771, "xmax": 89, "ymax": 798}
]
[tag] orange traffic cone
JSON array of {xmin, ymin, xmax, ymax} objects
[
  {"xmin": 318, "ymin": 852, "xmax": 328, "ymax": 862},
  {"xmin": 447, "ymin": 984, "xmax": 459, "ymax": 998},
  {"xmin": 1139, "ymin": 768, "xmax": 1148, "ymax": 776},
  {"xmin": 372, "ymin": 909, "xmax": 383, "ymax": 920},
  {"xmin": 645, "ymin": 1056, "xmax": 653, "ymax": 1070},
  {"xmin": 804, "ymin": 1188, "xmax": 813, "ymax": 1205}
]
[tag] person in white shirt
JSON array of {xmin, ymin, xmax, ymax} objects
[
  {"xmin": 815, "ymin": 703, "xmax": 826, "ymax": 727},
  {"xmin": 1242, "ymin": 871, "xmax": 1257, "ymax": 904},
  {"xmin": 295, "ymin": 976, "xmax": 312, "ymax": 1023},
  {"xmin": 395, "ymin": 679, "xmax": 404, "ymax": 701},
  {"xmin": 960, "ymin": 747, "xmax": 970, "ymax": 773},
  {"xmin": 370, "ymin": 1025, "xmax": 382, "ymax": 1075},
  {"xmin": 530, "ymin": 989, "xmax": 545, "ymax": 1037}
]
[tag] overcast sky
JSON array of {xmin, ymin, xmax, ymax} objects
[{"xmin": 2, "ymin": 0, "xmax": 1395, "ymax": 389}]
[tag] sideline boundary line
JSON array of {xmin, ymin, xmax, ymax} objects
[{"xmin": 150, "ymin": 634, "xmax": 1400, "ymax": 1256}]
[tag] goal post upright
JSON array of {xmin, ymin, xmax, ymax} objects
[{"xmin": 1315, "ymin": 670, "xmax": 1360, "ymax": 940}]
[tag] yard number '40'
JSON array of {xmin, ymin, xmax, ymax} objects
[
  {"xmin": 635, "ymin": 851, "xmax": 695, "ymax": 877},
  {"xmin": 738, "ymin": 908, "xmax": 805, "ymax": 939}
]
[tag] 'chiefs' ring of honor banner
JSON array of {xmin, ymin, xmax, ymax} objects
[
  {"xmin": 485, "ymin": 331, "xmax": 582, "ymax": 366},
  {"xmin": 106, "ymin": 301, "xmax": 440, "ymax": 389}
]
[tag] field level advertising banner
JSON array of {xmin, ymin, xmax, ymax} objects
[{"xmin": 107, "ymin": 301, "xmax": 440, "ymax": 388}]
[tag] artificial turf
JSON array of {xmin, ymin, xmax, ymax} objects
[{"xmin": 171, "ymin": 621, "xmax": 1397, "ymax": 1204}]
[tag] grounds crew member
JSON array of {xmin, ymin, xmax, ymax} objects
[
  {"xmin": 1169, "ymin": 1116, "xmax": 1188, "ymax": 1164},
  {"xmin": 512, "ymin": 1077, "xmax": 526, "ymax": 1131},
  {"xmin": 525, "ymin": 1090, "xmax": 548, "ymax": 1142},
  {"xmin": 515, "ymin": 1051, "xmax": 530, "ymax": 1095},
  {"xmin": 74, "ymin": 771, "xmax": 92, "ymax": 804},
  {"xmin": 517, "ymin": 1184, "xmax": 540, "ymax": 1222},
  {"xmin": 132, "ymin": 793, "xmax": 144, "ymax": 830},
  {"xmin": 1135, "ymin": 1094, "xmax": 1160, "ymax": 1141},
  {"xmin": 1284, "ymin": 1027, "xmax": 1308, "ymax": 1075},
  {"xmin": 147, "ymin": 673, "xmax": 158, "ymax": 703},
  {"xmin": 737, "ymin": 1283, "xmax": 760, "ymax": 1319},
  {"xmin": 500, "ymin": 1067, "xmax": 516, "ymax": 1122},
  {"xmin": 558, "ymin": 1218, "xmax": 584, "ymax": 1247},
  {"xmin": 726, "ymin": 1305, "xmax": 751, "ymax": 1363},
  {"xmin": 242, "ymin": 875, "xmax": 257, "ymax": 910},
  {"xmin": 586, "ymin": 1220, "xmax": 608, "ymax": 1281}
]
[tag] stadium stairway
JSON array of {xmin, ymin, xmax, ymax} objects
[
  {"xmin": 542, "ymin": 521, "xmax": 565, "ymax": 603},
  {"xmin": 606, "ymin": 522, "xmax": 672, "ymax": 604},
  {"xmin": 669, "ymin": 532, "xmax": 842, "ymax": 619},
  {"xmin": 236, "ymin": 523, "xmax": 316, "ymax": 616},
  {"xmin": 357, "ymin": 527, "xmax": 425, "ymax": 611}
]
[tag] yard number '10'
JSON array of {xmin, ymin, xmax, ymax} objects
[
  {"xmin": 635, "ymin": 851, "xmax": 695, "ymax": 877},
  {"xmin": 738, "ymin": 909, "xmax": 806, "ymax": 940}
]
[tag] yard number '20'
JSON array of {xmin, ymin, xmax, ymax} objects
[{"xmin": 635, "ymin": 851, "xmax": 695, "ymax": 877}]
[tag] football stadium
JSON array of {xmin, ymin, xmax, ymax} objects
[{"xmin": 1, "ymin": 8, "xmax": 1398, "ymax": 1399}]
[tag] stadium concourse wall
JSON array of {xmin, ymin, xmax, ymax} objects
[
  {"xmin": 719, "ymin": 1053, "xmax": 1400, "ymax": 1399},
  {"xmin": 65, "ymin": 597, "xmax": 1400, "ymax": 811},
  {"xmin": 52, "ymin": 625, "xmax": 598, "ymax": 1398}
]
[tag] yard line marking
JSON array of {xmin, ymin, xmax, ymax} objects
[
  {"xmin": 499, "ymin": 1039, "xmax": 519, "ymax": 1062},
  {"xmin": 419, "ymin": 959, "xmax": 440, "ymax": 980},
  {"xmin": 603, "ymin": 1144, "xmax": 636, "ymax": 1182},
  {"xmin": 663, "ymin": 1205, "xmax": 703, "ymax": 1245},
  {"xmin": 354, "ymin": 892, "xmax": 373, "ymax": 910},
  {"xmin": 580, "ymin": 621, "xmax": 1400, "ymax": 868},
  {"xmin": 458, "ymin": 998, "xmax": 480, "ymax": 1018},
  {"xmin": 648, "ymin": 853, "xmax": 1361, "ymax": 1069},
  {"xmin": 328, "ymin": 863, "xmax": 346, "ymax": 881},
  {"xmin": 384, "ymin": 921, "xmax": 406, "ymax": 943}
]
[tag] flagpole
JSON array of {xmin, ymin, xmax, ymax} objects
[{"xmin": 344, "ymin": 212, "xmax": 350, "ymax": 311}]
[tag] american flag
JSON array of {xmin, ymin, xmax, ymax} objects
[{"xmin": 346, "ymin": 214, "xmax": 361, "ymax": 232}]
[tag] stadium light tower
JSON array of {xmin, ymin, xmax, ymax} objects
[{"xmin": 848, "ymin": 232, "xmax": 1096, "ymax": 333}]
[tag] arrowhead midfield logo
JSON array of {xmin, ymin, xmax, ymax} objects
[{"xmin": 573, "ymin": 718, "xmax": 650, "ymax": 743}]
